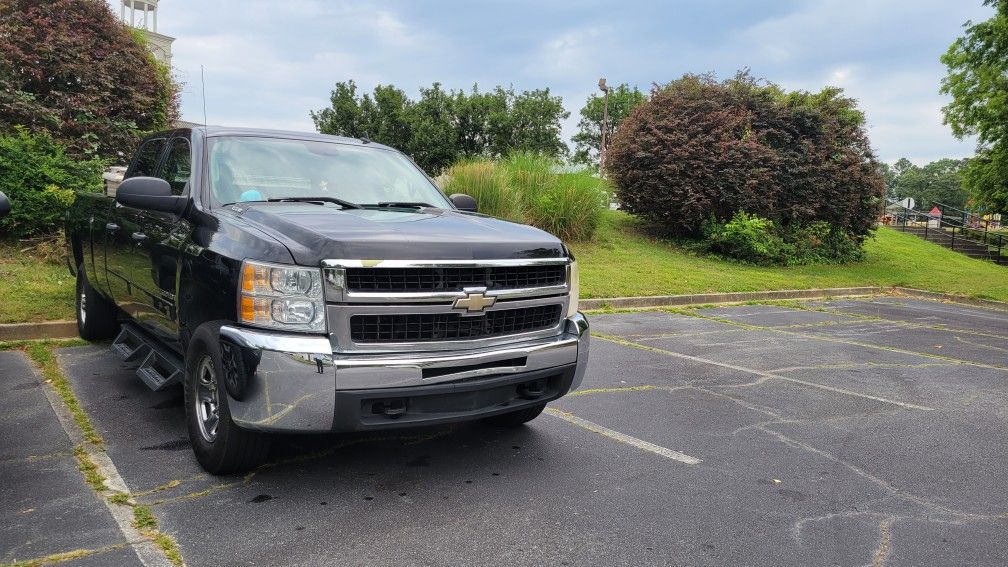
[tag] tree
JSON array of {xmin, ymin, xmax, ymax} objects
[
  {"xmin": 310, "ymin": 81, "xmax": 570, "ymax": 174},
  {"xmin": 508, "ymin": 89, "xmax": 569, "ymax": 157},
  {"xmin": 940, "ymin": 0, "xmax": 1008, "ymax": 213},
  {"xmin": 888, "ymin": 158, "xmax": 971, "ymax": 210},
  {"xmin": 0, "ymin": 0, "xmax": 179, "ymax": 161},
  {"xmin": 605, "ymin": 73, "xmax": 885, "ymax": 239},
  {"xmin": 572, "ymin": 84, "xmax": 647, "ymax": 168}
]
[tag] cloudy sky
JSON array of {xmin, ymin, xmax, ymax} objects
[{"xmin": 119, "ymin": 0, "xmax": 994, "ymax": 164}]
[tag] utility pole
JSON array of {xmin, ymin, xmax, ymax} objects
[{"xmin": 598, "ymin": 78, "xmax": 610, "ymax": 172}]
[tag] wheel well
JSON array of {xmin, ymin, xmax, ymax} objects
[{"xmin": 70, "ymin": 235, "xmax": 84, "ymax": 271}]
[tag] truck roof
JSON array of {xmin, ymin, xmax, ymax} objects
[{"xmin": 148, "ymin": 126, "xmax": 396, "ymax": 151}]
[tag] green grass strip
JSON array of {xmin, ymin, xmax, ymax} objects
[
  {"xmin": 73, "ymin": 445, "xmax": 107, "ymax": 492},
  {"xmin": 1, "ymin": 543, "xmax": 129, "ymax": 567},
  {"xmin": 22, "ymin": 342, "xmax": 103, "ymax": 446},
  {"xmin": 0, "ymin": 338, "xmax": 88, "ymax": 351},
  {"xmin": 133, "ymin": 505, "xmax": 183, "ymax": 566}
]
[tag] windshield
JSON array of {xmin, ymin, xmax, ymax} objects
[{"xmin": 207, "ymin": 136, "xmax": 451, "ymax": 208}]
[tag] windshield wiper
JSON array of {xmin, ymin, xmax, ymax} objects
[
  {"xmin": 363, "ymin": 201, "xmax": 436, "ymax": 209},
  {"xmin": 265, "ymin": 196, "xmax": 361, "ymax": 209}
]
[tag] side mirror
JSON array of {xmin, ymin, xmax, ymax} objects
[
  {"xmin": 0, "ymin": 191, "xmax": 9, "ymax": 218},
  {"xmin": 449, "ymin": 193, "xmax": 477, "ymax": 213},
  {"xmin": 117, "ymin": 176, "xmax": 187, "ymax": 215}
]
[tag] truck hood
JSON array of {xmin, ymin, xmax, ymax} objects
[{"xmin": 230, "ymin": 203, "xmax": 566, "ymax": 265}]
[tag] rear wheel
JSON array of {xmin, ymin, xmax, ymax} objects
[
  {"xmin": 75, "ymin": 263, "xmax": 118, "ymax": 340},
  {"xmin": 184, "ymin": 322, "xmax": 270, "ymax": 475},
  {"xmin": 483, "ymin": 403, "xmax": 547, "ymax": 427}
]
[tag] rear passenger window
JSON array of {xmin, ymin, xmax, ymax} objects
[
  {"xmin": 159, "ymin": 138, "xmax": 192, "ymax": 195},
  {"xmin": 129, "ymin": 138, "xmax": 165, "ymax": 178}
]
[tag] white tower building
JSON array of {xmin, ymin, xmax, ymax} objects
[{"xmin": 120, "ymin": 0, "xmax": 174, "ymax": 66}]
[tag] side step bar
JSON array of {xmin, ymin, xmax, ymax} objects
[{"xmin": 111, "ymin": 324, "xmax": 184, "ymax": 392}]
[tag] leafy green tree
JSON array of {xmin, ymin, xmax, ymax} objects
[
  {"xmin": 508, "ymin": 89, "xmax": 569, "ymax": 157},
  {"xmin": 888, "ymin": 158, "xmax": 971, "ymax": 210},
  {"xmin": 407, "ymin": 83, "xmax": 459, "ymax": 174},
  {"xmin": 309, "ymin": 80, "xmax": 369, "ymax": 139},
  {"xmin": 0, "ymin": 0, "xmax": 178, "ymax": 161},
  {"xmin": 311, "ymin": 81, "xmax": 569, "ymax": 174},
  {"xmin": 572, "ymin": 84, "xmax": 647, "ymax": 167},
  {"xmin": 940, "ymin": 0, "xmax": 1008, "ymax": 213},
  {"xmin": 878, "ymin": 163, "xmax": 897, "ymax": 201},
  {"xmin": 362, "ymin": 84, "xmax": 413, "ymax": 151}
]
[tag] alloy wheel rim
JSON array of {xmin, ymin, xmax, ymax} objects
[
  {"xmin": 195, "ymin": 355, "xmax": 220, "ymax": 443},
  {"xmin": 79, "ymin": 291, "xmax": 87, "ymax": 325}
]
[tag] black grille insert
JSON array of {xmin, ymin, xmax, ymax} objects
[
  {"xmin": 345, "ymin": 265, "xmax": 566, "ymax": 293},
  {"xmin": 350, "ymin": 305, "xmax": 563, "ymax": 343}
]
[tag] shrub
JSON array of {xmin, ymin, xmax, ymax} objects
[
  {"xmin": 0, "ymin": 0, "xmax": 179, "ymax": 161},
  {"xmin": 605, "ymin": 72, "xmax": 885, "ymax": 242},
  {"xmin": 703, "ymin": 212, "xmax": 788, "ymax": 265},
  {"xmin": 0, "ymin": 127, "xmax": 104, "ymax": 237},
  {"xmin": 442, "ymin": 159, "xmax": 513, "ymax": 220},
  {"xmin": 703, "ymin": 211, "xmax": 865, "ymax": 266},
  {"xmin": 441, "ymin": 153, "xmax": 608, "ymax": 241}
]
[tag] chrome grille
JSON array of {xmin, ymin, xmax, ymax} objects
[
  {"xmin": 344, "ymin": 265, "xmax": 566, "ymax": 293},
  {"xmin": 349, "ymin": 305, "xmax": 563, "ymax": 343},
  {"xmin": 322, "ymin": 258, "xmax": 572, "ymax": 353}
]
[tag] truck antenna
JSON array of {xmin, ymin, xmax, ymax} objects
[{"xmin": 200, "ymin": 65, "xmax": 208, "ymax": 130}]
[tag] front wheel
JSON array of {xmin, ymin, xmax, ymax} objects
[
  {"xmin": 75, "ymin": 263, "xmax": 118, "ymax": 340},
  {"xmin": 184, "ymin": 323, "xmax": 270, "ymax": 475},
  {"xmin": 483, "ymin": 403, "xmax": 547, "ymax": 427}
]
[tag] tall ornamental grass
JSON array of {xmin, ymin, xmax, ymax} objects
[{"xmin": 442, "ymin": 153, "xmax": 608, "ymax": 241}]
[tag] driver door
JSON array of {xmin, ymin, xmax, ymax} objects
[{"xmin": 132, "ymin": 135, "xmax": 193, "ymax": 344}]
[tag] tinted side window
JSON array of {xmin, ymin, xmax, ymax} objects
[
  {"xmin": 129, "ymin": 138, "xmax": 166, "ymax": 178},
  {"xmin": 159, "ymin": 138, "xmax": 191, "ymax": 195}
]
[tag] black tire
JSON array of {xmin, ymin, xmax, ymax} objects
[
  {"xmin": 483, "ymin": 403, "xmax": 547, "ymax": 427},
  {"xmin": 75, "ymin": 263, "xmax": 118, "ymax": 340},
  {"xmin": 184, "ymin": 322, "xmax": 270, "ymax": 475}
]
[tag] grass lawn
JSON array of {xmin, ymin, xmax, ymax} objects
[
  {"xmin": 1, "ymin": 212, "xmax": 1005, "ymax": 324},
  {"xmin": 570, "ymin": 210, "xmax": 1008, "ymax": 302},
  {"xmin": 0, "ymin": 240, "xmax": 76, "ymax": 323}
]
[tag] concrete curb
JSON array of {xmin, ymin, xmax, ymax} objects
[
  {"xmin": 890, "ymin": 287, "xmax": 1008, "ymax": 312},
  {"xmin": 0, "ymin": 320, "xmax": 77, "ymax": 341},
  {"xmin": 0, "ymin": 287, "xmax": 1003, "ymax": 341},
  {"xmin": 579, "ymin": 287, "xmax": 882, "ymax": 311}
]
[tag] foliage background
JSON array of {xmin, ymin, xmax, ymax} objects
[
  {"xmin": 0, "ymin": 0, "xmax": 179, "ymax": 162},
  {"xmin": 941, "ymin": 0, "xmax": 1008, "ymax": 213},
  {"xmin": 311, "ymin": 81, "xmax": 569, "ymax": 175},
  {"xmin": 571, "ymin": 84, "xmax": 647, "ymax": 169},
  {"xmin": 880, "ymin": 158, "xmax": 971, "ymax": 210},
  {"xmin": 0, "ymin": 127, "xmax": 104, "ymax": 238}
]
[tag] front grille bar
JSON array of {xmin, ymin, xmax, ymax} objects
[
  {"xmin": 322, "ymin": 258, "xmax": 571, "ymax": 304},
  {"xmin": 350, "ymin": 305, "xmax": 563, "ymax": 343}
]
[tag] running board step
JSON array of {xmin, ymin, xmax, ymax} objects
[
  {"xmin": 111, "ymin": 324, "xmax": 184, "ymax": 392},
  {"xmin": 136, "ymin": 349, "xmax": 183, "ymax": 392},
  {"xmin": 111, "ymin": 325, "xmax": 151, "ymax": 362}
]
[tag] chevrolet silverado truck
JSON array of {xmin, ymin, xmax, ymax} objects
[{"xmin": 65, "ymin": 127, "xmax": 589, "ymax": 474}]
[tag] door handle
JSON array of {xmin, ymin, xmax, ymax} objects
[
  {"xmin": 106, "ymin": 222, "xmax": 119, "ymax": 232},
  {"xmin": 131, "ymin": 232, "xmax": 147, "ymax": 242}
]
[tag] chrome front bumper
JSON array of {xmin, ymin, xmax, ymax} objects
[{"xmin": 218, "ymin": 313, "xmax": 590, "ymax": 433}]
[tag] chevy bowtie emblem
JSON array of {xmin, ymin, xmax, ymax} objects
[{"xmin": 453, "ymin": 290, "xmax": 496, "ymax": 313}]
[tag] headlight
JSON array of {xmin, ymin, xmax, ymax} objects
[
  {"xmin": 239, "ymin": 260, "xmax": 326, "ymax": 333},
  {"xmin": 567, "ymin": 260, "xmax": 579, "ymax": 318}
]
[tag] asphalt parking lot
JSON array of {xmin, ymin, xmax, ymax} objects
[{"xmin": 4, "ymin": 296, "xmax": 1008, "ymax": 566}]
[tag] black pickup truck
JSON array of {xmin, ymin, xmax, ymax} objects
[{"xmin": 64, "ymin": 127, "xmax": 589, "ymax": 474}]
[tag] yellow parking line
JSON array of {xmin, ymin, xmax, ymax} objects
[
  {"xmin": 545, "ymin": 407, "xmax": 701, "ymax": 465},
  {"xmin": 567, "ymin": 385, "xmax": 656, "ymax": 397}
]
